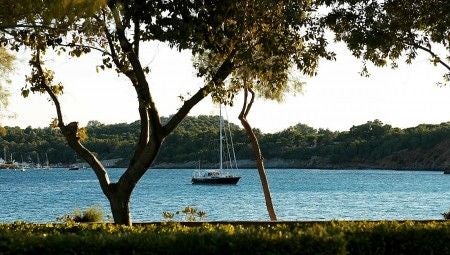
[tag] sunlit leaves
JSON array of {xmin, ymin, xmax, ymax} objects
[
  {"xmin": 0, "ymin": 126, "xmax": 6, "ymax": 136},
  {"xmin": 49, "ymin": 118, "xmax": 59, "ymax": 128},
  {"xmin": 0, "ymin": 47, "xmax": 13, "ymax": 108},
  {"xmin": 77, "ymin": 127, "xmax": 88, "ymax": 141},
  {"xmin": 23, "ymin": 52, "xmax": 64, "ymax": 100}
]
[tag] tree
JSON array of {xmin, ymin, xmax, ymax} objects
[
  {"xmin": 194, "ymin": 0, "xmax": 334, "ymax": 221},
  {"xmin": 87, "ymin": 120, "xmax": 103, "ymax": 128},
  {"xmin": 3, "ymin": 0, "xmax": 335, "ymax": 225},
  {"xmin": 233, "ymin": 0, "xmax": 333, "ymax": 221},
  {"xmin": 322, "ymin": 0, "xmax": 450, "ymax": 83},
  {"xmin": 20, "ymin": 3, "xmax": 231, "ymax": 225}
]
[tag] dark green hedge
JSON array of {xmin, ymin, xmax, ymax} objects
[{"xmin": 0, "ymin": 221, "xmax": 448, "ymax": 254}]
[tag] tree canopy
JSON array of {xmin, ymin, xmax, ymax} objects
[
  {"xmin": 0, "ymin": 0, "xmax": 342, "ymax": 225},
  {"xmin": 323, "ymin": 0, "xmax": 450, "ymax": 83}
]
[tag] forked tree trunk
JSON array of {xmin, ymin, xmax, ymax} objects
[
  {"xmin": 108, "ymin": 185, "xmax": 132, "ymax": 225},
  {"xmin": 239, "ymin": 88, "xmax": 277, "ymax": 221}
]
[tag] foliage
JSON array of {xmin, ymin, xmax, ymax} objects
[
  {"xmin": 322, "ymin": 0, "xmax": 450, "ymax": 84},
  {"xmin": 56, "ymin": 206, "xmax": 104, "ymax": 223},
  {"xmin": 0, "ymin": 221, "xmax": 449, "ymax": 254},
  {"xmin": 3, "ymin": 118, "xmax": 450, "ymax": 169},
  {"xmin": 162, "ymin": 206, "xmax": 207, "ymax": 222},
  {"xmin": 0, "ymin": 47, "xmax": 14, "ymax": 110},
  {"xmin": 190, "ymin": 0, "xmax": 335, "ymax": 104}
]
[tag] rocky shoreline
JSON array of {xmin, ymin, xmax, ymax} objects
[
  {"xmin": 0, "ymin": 163, "xmax": 19, "ymax": 169},
  {"xmin": 150, "ymin": 158, "xmax": 448, "ymax": 171}
]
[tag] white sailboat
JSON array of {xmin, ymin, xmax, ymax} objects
[
  {"xmin": 44, "ymin": 153, "xmax": 50, "ymax": 169},
  {"xmin": 192, "ymin": 105, "xmax": 241, "ymax": 185},
  {"xmin": 35, "ymin": 153, "xmax": 42, "ymax": 169},
  {"xmin": 19, "ymin": 154, "xmax": 27, "ymax": 171}
]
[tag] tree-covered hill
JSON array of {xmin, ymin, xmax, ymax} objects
[{"xmin": 1, "ymin": 117, "xmax": 450, "ymax": 170}]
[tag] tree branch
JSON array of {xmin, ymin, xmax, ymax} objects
[
  {"xmin": 0, "ymin": 23, "xmax": 53, "ymax": 30},
  {"xmin": 162, "ymin": 49, "xmax": 236, "ymax": 136},
  {"xmin": 410, "ymin": 42, "xmax": 450, "ymax": 71},
  {"xmin": 239, "ymin": 87, "xmax": 248, "ymax": 120},
  {"xmin": 98, "ymin": 10, "xmax": 150, "ymax": 169},
  {"xmin": 119, "ymin": 48, "xmax": 236, "ymax": 189},
  {"xmin": 128, "ymin": 107, "xmax": 149, "ymax": 167},
  {"xmin": 102, "ymin": 15, "xmax": 135, "ymax": 79},
  {"xmin": 133, "ymin": 6, "xmax": 140, "ymax": 57},
  {"xmin": 107, "ymin": 3, "xmax": 163, "ymax": 189},
  {"xmin": 32, "ymin": 50, "xmax": 112, "ymax": 198},
  {"xmin": 58, "ymin": 43, "xmax": 112, "ymax": 57},
  {"xmin": 245, "ymin": 88, "xmax": 255, "ymax": 118},
  {"xmin": 109, "ymin": 4, "xmax": 162, "ymax": 135},
  {"xmin": 32, "ymin": 51, "xmax": 64, "ymax": 127}
]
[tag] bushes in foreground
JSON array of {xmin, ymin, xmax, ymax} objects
[
  {"xmin": 56, "ymin": 206, "xmax": 104, "ymax": 223},
  {"xmin": 0, "ymin": 221, "xmax": 449, "ymax": 254}
]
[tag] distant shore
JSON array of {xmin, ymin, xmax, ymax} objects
[
  {"xmin": 149, "ymin": 158, "xmax": 448, "ymax": 172},
  {"xmin": 1, "ymin": 159, "xmax": 446, "ymax": 172}
]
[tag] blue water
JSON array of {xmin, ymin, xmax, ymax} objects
[{"xmin": 0, "ymin": 168, "xmax": 448, "ymax": 222}]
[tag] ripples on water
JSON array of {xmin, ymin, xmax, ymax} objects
[{"xmin": 0, "ymin": 168, "xmax": 448, "ymax": 222}]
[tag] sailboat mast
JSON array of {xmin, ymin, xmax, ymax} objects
[
  {"xmin": 219, "ymin": 104, "xmax": 223, "ymax": 171},
  {"xmin": 45, "ymin": 153, "xmax": 49, "ymax": 168}
]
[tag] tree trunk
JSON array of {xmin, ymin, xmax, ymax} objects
[
  {"xmin": 108, "ymin": 185, "xmax": 132, "ymax": 226},
  {"xmin": 239, "ymin": 88, "xmax": 277, "ymax": 221}
]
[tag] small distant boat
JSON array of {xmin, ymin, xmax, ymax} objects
[
  {"xmin": 192, "ymin": 104, "xmax": 240, "ymax": 185},
  {"xmin": 68, "ymin": 165, "xmax": 80, "ymax": 170},
  {"xmin": 1, "ymin": 149, "xmax": 18, "ymax": 169}
]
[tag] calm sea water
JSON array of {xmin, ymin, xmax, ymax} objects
[{"xmin": 0, "ymin": 168, "xmax": 449, "ymax": 223}]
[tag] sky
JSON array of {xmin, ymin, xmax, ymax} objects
[{"xmin": 2, "ymin": 41, "xmax": 450, "ymax": 133}]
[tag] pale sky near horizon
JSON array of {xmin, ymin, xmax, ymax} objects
[{"xmin": 2, "ymin": 41, "xmax": 450, "ymax": 133}]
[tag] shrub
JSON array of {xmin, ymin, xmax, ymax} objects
[
  {"xmin": 0, "ymin": 221, "xmax": 449, "ymax": 254},
  {"xmin": 443, "ymin": 209, "xmax": 450, "ymax": 220},
  {"xmin": 57, "ymin": 206, "xmax": 104, "ymax": 223},
  {"xmin": 162, "ymin": 206, "xmax": 207, "ymax": 222}
]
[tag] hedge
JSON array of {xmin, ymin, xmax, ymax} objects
[{"xmin": 0, "ymin": 221, "xmax": 448, "ymax": 254}]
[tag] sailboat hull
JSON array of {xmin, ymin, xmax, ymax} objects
[{"xmin": 192, "ymin": 176, "xmax": 240, "ymax": 185}]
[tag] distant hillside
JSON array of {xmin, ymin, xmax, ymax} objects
[{"xmin": 1, "ymin": 118, "xmax": 450, "ymax": 170}]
